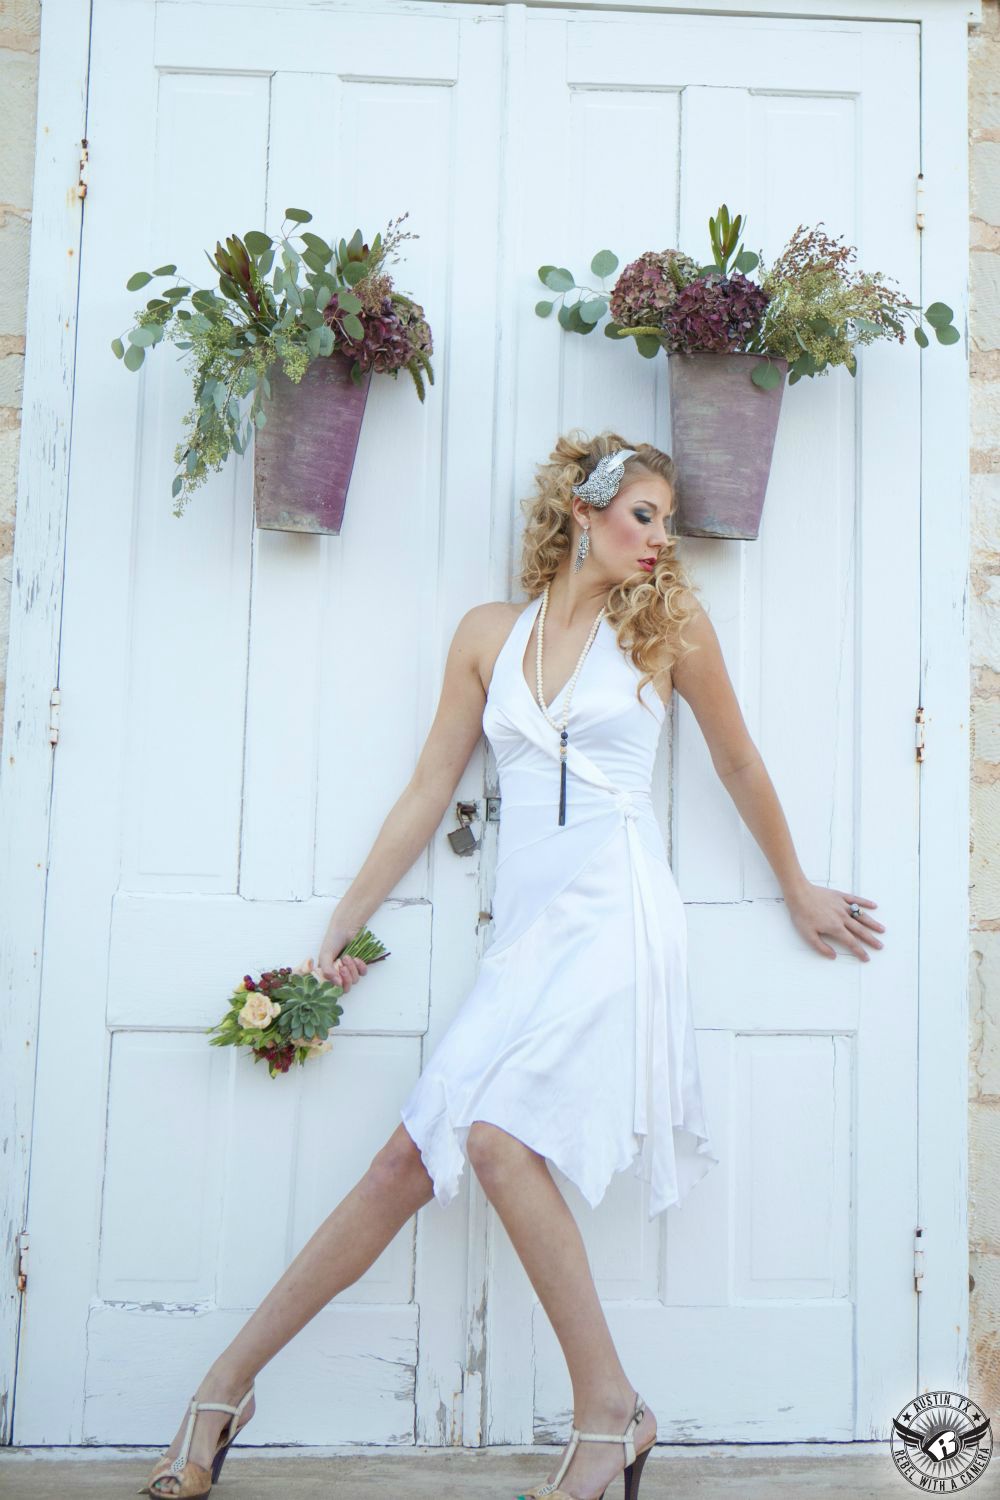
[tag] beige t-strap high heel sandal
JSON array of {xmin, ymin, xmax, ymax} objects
[
  {"xmin": 136, "ymin": 1384, "xmax": 255, "ymax": 1498},
  {"xmin": 516, "ymin": 1390, "xmax": 654, "ymax": 1500}
]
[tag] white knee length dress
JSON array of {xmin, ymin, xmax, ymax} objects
[{"xmin": 400, "ymin": 594, "xmax": 719, "ymax": 1220}]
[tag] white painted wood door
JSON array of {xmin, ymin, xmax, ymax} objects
[
  {"xmin": 14, "ymin": 0, "xmax": 507, "ymax": 1446},
  {"xmin": 14, "ymin": 0, "xmax": 923, "ymax": 1454},
  {"xmin": 480, "ymin": 6, "xmax": 922, "ymax": 1448}
]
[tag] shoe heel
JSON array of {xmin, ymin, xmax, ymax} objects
[
  {"xmin": 211, "ymin": 1437, "xmax": 234, "ymax": 1484},
  {"xmin": 623, "ymin": 1441, "xmax": 651, "ymax": 1500}
]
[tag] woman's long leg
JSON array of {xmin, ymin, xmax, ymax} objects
[
  {"xmin": 145, "ymin": 1123, "xmax": 434, "ymax": 1490},
  {"xmin": 465, "ymin": 1120, "xmax": 657, "ymax": 1498}
]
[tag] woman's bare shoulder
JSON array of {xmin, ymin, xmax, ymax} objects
[{"xmin": 463, "ymin": 600, "xmax": 533, "ymax": 695}]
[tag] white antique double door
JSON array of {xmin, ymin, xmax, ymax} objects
[{"xmin": 15, "ymin": 0, "xmax": 922, "ymax": 1452}]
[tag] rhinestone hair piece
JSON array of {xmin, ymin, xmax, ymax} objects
[{"xmin": 570, "ymin": 447, "xmax": 638, "ymax": 508}]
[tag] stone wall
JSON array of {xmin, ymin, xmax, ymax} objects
[{"xmin": 969, "ymin": 0, "xmax": 1000, "ymax": 1416}]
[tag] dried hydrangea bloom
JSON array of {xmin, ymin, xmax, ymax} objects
[
  {"xmin": 609, "ymin": 250, "xmax": 701, "ymax": 328},
  {"xmin": 327, "ymin": 293, "xmax": 433, "ymax": 374},
  {"xmin": 660, "ymin": 271, "xmax": 771, "ymax": 354}
]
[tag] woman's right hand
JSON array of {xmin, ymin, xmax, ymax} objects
[{"xmin": 317, "ymin": 933, "xmax": 369, "ymax": 993}]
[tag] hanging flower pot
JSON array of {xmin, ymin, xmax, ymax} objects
[
  {"xmin": 253, "ymin": 352, "xmax": 373, "ymax": 535},
  {"xmin": 112, "ymin": 210, "xmax": 433, "ymax": 526},
  {"xmin": 667, "ymin": 351, "xmax": 788, "ymax": 539},
  {"xmin": 535, "ymin": 202, "xmax": 958, "ymax": 541}
]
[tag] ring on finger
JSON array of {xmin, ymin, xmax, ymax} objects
[{"xmin": 848, "ymin": 902, "xmax": 862, "ymax": 920}]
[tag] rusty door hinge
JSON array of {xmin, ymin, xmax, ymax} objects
[
  {"xmin": 77, "ymin": 139, "xmax": 89, "ymax": 200},
  {"xmin": 49, "ymin": 686, "xmax": 61, "ymax": 745},
  {"xmin": 915, "ymin": 705, "xmax": 925, "ymax": 762},
  {"xmin": 16, "ymin": 1230, "xmax": 28, "ymax": 1293}
]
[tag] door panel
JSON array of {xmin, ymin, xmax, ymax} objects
[
  {"xmin": 487, "ymin": 7, "xmax": 920, "ymax": 1446},
  {"xmin": 15, "ymin": 0, "xmax": 503, "ymax": 1445}
]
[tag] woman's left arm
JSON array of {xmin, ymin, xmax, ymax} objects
[{"xmin": 671, "ymin": 599, "xmax": 887, "ymax": 963}]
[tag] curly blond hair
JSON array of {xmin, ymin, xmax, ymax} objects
[{"xmin": 516, "ymin": 429, "xmax": 702, "ymax": 714}]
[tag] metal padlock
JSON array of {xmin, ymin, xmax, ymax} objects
[{"xmin": 447, "ymin": 801, "xmax": 480, "ymax": 855}]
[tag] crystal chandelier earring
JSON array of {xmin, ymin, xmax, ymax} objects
[{"xmin": 570, "ymin": 446, "xmax": 637, "ymax": 575}]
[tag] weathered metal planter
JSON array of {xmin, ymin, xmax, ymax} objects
[
  {"xmin": 667, "ymin": 351, "xmax": 789, "ymax": 540},
  {"xmin": 253, "ymin": 352, "xmax": 373, "ymax": 535}
]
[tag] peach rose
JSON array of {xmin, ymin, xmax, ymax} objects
[{"xmin": 238, "ymin": 991, "xmax": 281, "ymax": 1029}]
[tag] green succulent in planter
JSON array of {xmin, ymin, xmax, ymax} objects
[
  {"xmin": 112, "ymin": 209, "xmax": 434, "ymax": 516},
  {"xmin": 536, "ymin": 202, "xmax": 958, "ymax": 389}
]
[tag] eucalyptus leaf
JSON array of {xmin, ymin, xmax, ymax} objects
[
  {"xmin": 152, "ymin": 263, "xmax": 177, "ymax": 277},
  {"xmin": 301, "ymin": 232, "xmax": 333, "ymax": 260},
  {"xmin": 590, "ymin": 249, "xmax": 619, "ymax": 278},
  {"xmin": 284, "ymin": 207, "xmax": 313, "ymax": 224},
  {"xmin": 579, "ymin": 297, "xmax": 607, "ymax": 325},
  {"xmin": 343, "ymin": 262, "xmax": 367, "ymax": 286},
  {"xmin": 317, "ymin": 325, "xmax": 335, "ymax": 355},
  {"xmin": 535, "ymin": 300, "xmax": 554, "ymax": 317},
  {"xmin": 750, "ymin": 361, "xmax": 783, "ymax": 390},
  {"xmin": 935, "ymin": 324, "xmax": 960, "ymax": 345},
  {"xmin": 337, "ymin": 290, "xmax": 363, "ymax": 314},
  {"xmin": 924, "ymin": 301, "xmax": 954, "ymax": 328},
  {"xmin": 244, "ymin": 230, "xmax": 272, "ymax": 255},
  {"xmin": 914, "ymin": 325, "xmax": 929, "ymax": 349},
  {"xmin": 255, "ymin": 408, "xmax": 268, "ymax": 428},
  {"xmin": 343, "ymin": 312, "xmax": 364, "ymax": 340},
  {"xmin": 110, "ymin": 338, "xmax": 124, "ymax": 359},
  {"xmin": 128, "ymin": 323, "xmax": 163, "ymax": 347},
  {"xmin": 171, "ymin": 475, "xmax": 183, "ymax": 498},
  {"xmin": 543, "ymin": 267, "xmax": 575, "ymax": 294},
  {"xmin": 123, "ymin": 344, "xmax": 145, "ymax": 371},
  {"xmin": 635, "ymin": 333, "xmax": 661, "ymax": 359},
  {"xmin": 126, "ymin": 271, "xmax": 152, "ymax": 291}
]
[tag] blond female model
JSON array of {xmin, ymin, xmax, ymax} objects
[{"xmin": 139, "ymin": 432, "xmax": 885, "ymax": 1500}]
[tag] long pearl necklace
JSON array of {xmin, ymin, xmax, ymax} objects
[{"xmin": 534, "ymin": 580, "xmax": 607, "ymax": 826}]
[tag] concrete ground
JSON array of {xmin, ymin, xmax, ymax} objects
[{"xmin": 0, "ymin": 1441, "xmax": 940, "ymax": 1498}]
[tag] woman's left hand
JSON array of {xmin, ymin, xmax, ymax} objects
[{"xmin": 785, "ymin": 883, "xmax": 886, "ymax": 962}]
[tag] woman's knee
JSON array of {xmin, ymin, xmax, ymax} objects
[
  {"xmin": 466, "ymin": 1119, "xmax": 541, "ymax": 1180},
  {"xmin": 370, "ymin": 1123, "xmax": 435, "ymax": 1201}
]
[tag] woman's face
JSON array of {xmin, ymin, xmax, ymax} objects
[{"xmin": 575, "ymin": 470, "xmax": 675, "ymax": 583}]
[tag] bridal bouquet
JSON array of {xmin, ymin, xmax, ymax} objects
[{"xmin": 207, "ymin": 927, "xmax": 390, "ymax": 1078}]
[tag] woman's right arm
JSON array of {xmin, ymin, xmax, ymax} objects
[{"xmin": 318, "ymin": 603, "xmax": 499, "ymax": 989}]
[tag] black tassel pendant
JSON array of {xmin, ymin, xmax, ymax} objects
[{"xmin": 558, "ymin": 729, "xmax": 569, "ymax": 825}]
